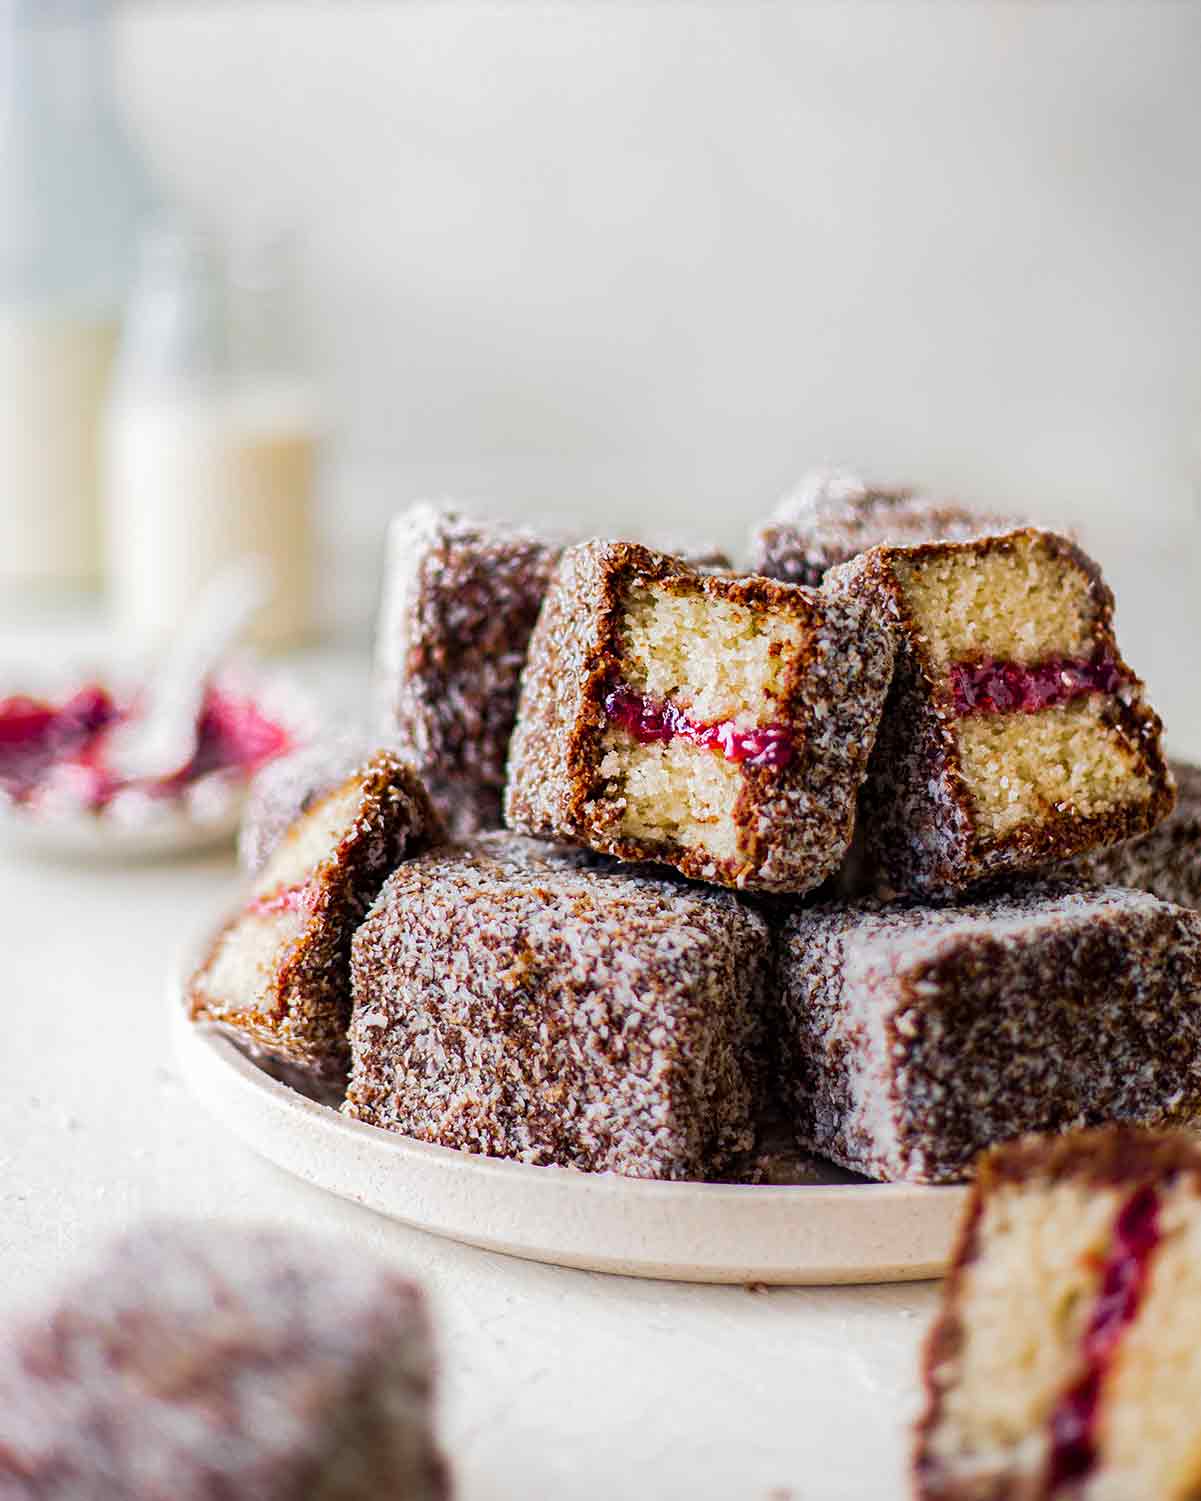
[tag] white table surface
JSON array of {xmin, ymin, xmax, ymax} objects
[
  {"xmin": 0, "ymin": 610, "xmax": 943, "ymax": 1501},
  {"xmin": 8, "ymin": 526, "xmax": 1196, "ymax": 1501},
  {"xmin": 0, "ymin": 811, "xmax": 939, "ymax": 1501}
]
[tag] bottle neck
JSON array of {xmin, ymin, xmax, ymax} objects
[
  {"xmin": 1, "ymin": 0, "xmax": 117, "ymax": 130},
  {"xmin": 0, "ymin": 0, "xmax": 152, "ymax": 314}
]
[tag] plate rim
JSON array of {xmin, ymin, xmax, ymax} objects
[{"xmin": 169, "ymin": 923, "xmax": 967, "ymax": 1284}]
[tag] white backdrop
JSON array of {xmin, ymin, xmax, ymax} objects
[
  {"xmin": 116, "ymin": 2, "xmax": 1201, "ymax": 738},
  {"xmin": 116, "ymin": 3, "xmax": 1201, "ymax": 538}
]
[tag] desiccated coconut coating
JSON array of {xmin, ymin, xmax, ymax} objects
[
  {"xmin": 714, "ymin": 1110, "xmax": 867, "ymax": 1186},
  {"xmin": 749, "ymin": 468, "xmax": 1024, "ymax": 588},
  {"xmin": 344, "ymin": 830, "xmax": 769, "ymax": 1179},
  {"xmin": 371, "ymin": 503, "xmax": 559, "ymax": 837},
  {"xmin": 826, "ymin": 762, "xmax": 1198, "ymax": 912},
  {"xmin": 825, "ymin": 529, "xmax": 1175, "ymax": 896},
  {"xmin": 642, "ymin": 537, "xmax": 732, "ymax": 574},
  {"xmin": 1054, "ymin": 758, "xmax": 1201, "ymax": 911},
  {"xmin": 915, "ymin": 1128, "xmax": 1201, "ymax": 1501},
  {"xmin": 504, "ymin": 539, "xmax": 895, "ymax": 893},
  {"xmin": 777, "ymin": 884, "xmax": 1201, "ymax": 1185},
  {"xmin": 0, "ymin": 1222, "xmax": 448, "ymax": 1501},
  {"xmin": 189, "ymin": 750, "xmax": 443, "ymax": 1083},
  {"xmin": 238, "ymin": 732, "xmax": 375, "ymax": 875}
]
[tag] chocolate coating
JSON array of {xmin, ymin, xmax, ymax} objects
[
  {"xmin": 0, "ymin": 1222, "xmax": 448, "ymax": 1500},
  {"xmin": 504, "ymin": 539, "xmax": 895, "ymax": 893},
  {"xmin": 777, "ymin": 884, "xmax": 1201, "ymax": 1184},
  {"xmin": 345, "ymin": 830, "xmax": 769, "ymax": 1179},
  {"xmin": 1056, "ymin": 758, "xmax": 1201, "ymax": 910},
  {"xmin": 825, "ymin": 530, "xmax": 1175, "ymax": 896},
  {"xmin": 914, "ymin": 1126, "xmax": 1201, "ymax": 1500},
  {"xmin": 238, "ymin": 733, "xmax": 376, "ymax": 875},
  {"xmin": 190, "ymin": 751, "xmax": 443, "ymax": 1082},
  {"xmin": 750, "ymin": 469, "xmax": 1024, "ymax": 587},
  {"xmin": 372, "ymin": 503, "xmax": 559, "ymax": 837}
]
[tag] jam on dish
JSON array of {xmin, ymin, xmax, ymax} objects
[{"xmin": 0, "ymin": 682, "xmax": 292, "ymax": 813}]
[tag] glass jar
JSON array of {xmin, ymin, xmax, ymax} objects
[
  {"xmin": 105, "ymin": 224, "xmax": 321, "ymax": 649},
  {"xmin": 0, "ymin": 0, "xmax": 152, "ymax": 590}
]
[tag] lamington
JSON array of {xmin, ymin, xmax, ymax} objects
[
  {"xmin": 643, "ymin": 537, "xmax": 731, "ymax": 574},
  {"xmin": 777, "ymin": 884, "xmax": 1201, "ymax": 1185},
  {"xmin": 827, "ymin": 528, "xmax": 1174, "ymax": 895},
  {"xmin": 344, "ymin": 830, "xmax": 769, "ymax": 1179},
  {"xmin": 0, "ymin": 1222, "xmax": 448, "ymax": 1500},
  {"xmin": 1058, "ymin": 757, "xmax": 1201, "ymax": 911},
  {"xmin": 749, "ymin": 468, "xmax": 1025, "ymax": 588},
  {"xmin": 238, "ymin": 732, "xmax": 374, "ymax": 875},
  {"xmin": 504, "ymin": 539, "xmax": 895, "ymax": 893},
  {"xmin": 188, "ymin": 749, "xmax": 442, "ymax": 1083},
  {"xmin": 915, "ymin": 1127, "xmax": 1201, "ymax": 1500},
  {"xmin": 372, "ymin": 503, "xmax": 559, "ymax": 837}
]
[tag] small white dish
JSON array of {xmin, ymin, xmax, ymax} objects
[
  {"xmin": 170, "ymin": 928, "xmax": 967, "ymax": 1285},
  {"xmin": 0, "ymin": 790, "xmax": 244, "ymax": 860},
  {"xmin": 0, "ymin": 659, "xmax": 317, "ymax": 863}
]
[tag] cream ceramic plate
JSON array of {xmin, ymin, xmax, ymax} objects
[
  {"xmin": 0, "ymin": 657, "xmax": 317, "ymax": 864},
  {"xmin": 1, "ymin": 796, "xmax": 245, "ymax": 860},
  {"xmin": 170, "ymin": 947, "xmax": 966, "ymax": 1286}
]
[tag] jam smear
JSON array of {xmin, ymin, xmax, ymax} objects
[
  {"xmin": 1046, "ymin": 1183, "xmax": 1162, "ymax": 1492},
  {"xmin": 0, "ymin": 686, "xmax": 120, "ymax": 803},
  {"xmin": 603, "ymin": 684, "xmax": 795, "ymax": 769},
  {"xmin": 950, "ymin": 653, "xmax": 1124, "ymax": 718},
  {"xmin": 189, "ymin": 689, "xmax": 293, "ymax": 780},
  {"xmin": 0, "ymin": 682, "xmax": 292, "ymax": 813}
]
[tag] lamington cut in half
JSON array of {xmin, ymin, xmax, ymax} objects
[
  {"xmin": 0, "ymin": 1222, "xmax": 448, "ymax": 1500},
  {"xmin": 238, "ymin": 732, "xmax": 374, "ymax": 875},
  {"xmin": 504, "ymin": 540, "xmax": 895, "ymax": 893},
  {"xmin": 916, "ymin": 1128, "xmax": 1201, "ymax": 1500},
  {"xmin": 372, "ymin": 503, "xmax": 559, "ymax": 837},
  {"xmin": 1058, "ymin": 757, "xmax": 1201, "ymax": 912},
  {"xmin": 749, "ymin": 468, "xmax": 1024, "ymax": 588},
  {"xmin": 778, "ymin": 884, "xmax": 1201, "ymax": 1184},
  {"xmin": 188, "ymin": 749, "xmax": 442, "ymax": 1084},
  {"xmin": 828, "ymin": 528, "xmax": 1174, "ymax": 895},
  {"xmin": 344, "ymin": 830, "xmax": 769, "ymax": 1179}
]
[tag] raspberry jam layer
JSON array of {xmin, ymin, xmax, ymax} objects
[
  {"xmin": 950, "ymin": 653, "xmax": 1124, "ymax": 717},
  {"xmin": 246, "ymin": 881, "xmax": 313, "ymax": 919},
  {"xmin": 0, "ymin": 682, "xmax": 292, "ymax": 813},
  {"xmin": 1046, "ymin": 1183, "xmax": 1162, "ymax": 1491},
  {"xmin": 603, "ymin": 685, "xmax": 795, "ymax": 769}
]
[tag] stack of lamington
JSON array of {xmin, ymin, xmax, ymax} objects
[{"xmin": 191, "ymin": 478, "xmax": 1201, "ymax": 1185}]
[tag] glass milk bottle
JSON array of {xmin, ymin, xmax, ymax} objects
[
  {"xmin": 104, "ymin": 226, "xmax": 320, "ymax": 648},
  {"xmin": 103, "ymin": 225, "xmax": 230, "ymax": 641},
  {"xmin": 223, "ymin": 228, "xmax": 320, "ymax": 647},
  {"xmin": 0, "ymin": 0, "xmax": 150, "ymax": 590}
]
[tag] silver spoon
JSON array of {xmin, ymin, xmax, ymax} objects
[{"xmin": 104, "ymin": 557, "xmax": 273, "ymax": 784}]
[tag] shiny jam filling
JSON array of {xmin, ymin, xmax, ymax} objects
[
  {"xmin": 1046, "ymin": 1183, "xmax": 1162, "ymax": 1492},
  {"xmin": 949, "ymin": 653, "xmax": 1124, "ymax": 717},
  {"xmin": 0, "ymin": 683, "xmax": 292, "ymax": 812},
  {"xmin": 602, "ymin": 684, "xmax": 795, "ymax": 769}
]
